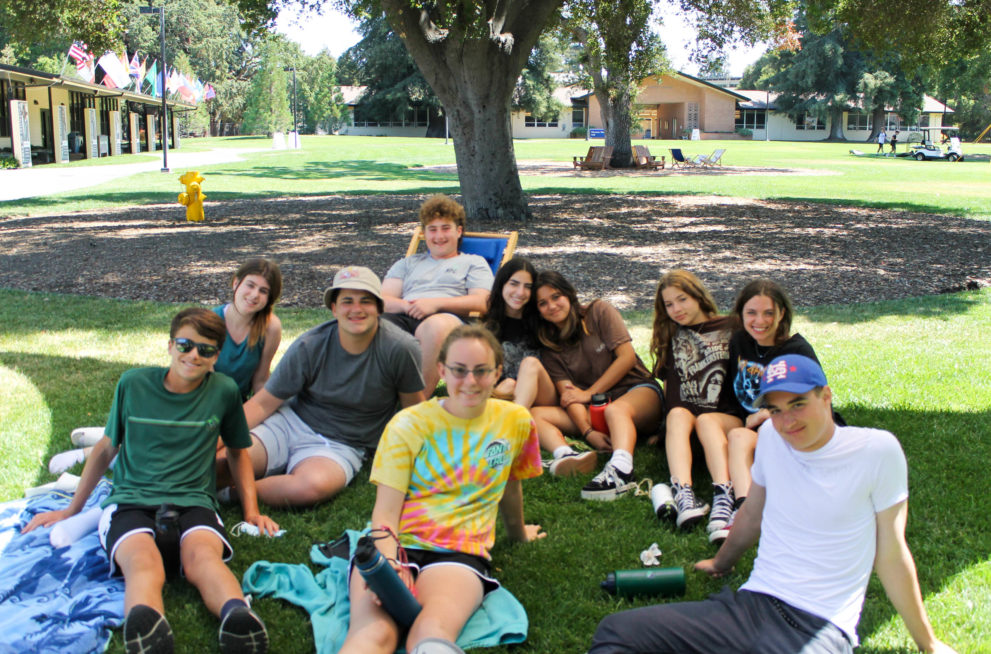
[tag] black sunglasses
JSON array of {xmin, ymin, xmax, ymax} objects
[{"xmin": 173, "ymin": 337, "xmax": 219, "ymax": 358}]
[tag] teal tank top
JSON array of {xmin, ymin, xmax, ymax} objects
[{"xmin": 213, "ymin": 304, "xmax": 264, "ymax": 399}]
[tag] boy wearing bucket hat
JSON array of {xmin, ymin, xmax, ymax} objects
[
  {"xmin": 217, "ymin": 266, "xmax": 425, "ymax": 508},
  {"xmin": 590, "ymin": 355, "xmax": 956, "ymax": 654}
]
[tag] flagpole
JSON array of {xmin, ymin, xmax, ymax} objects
[{"xmin": 140, "ymin": 5, "xmax": 169, "ymax": 172}]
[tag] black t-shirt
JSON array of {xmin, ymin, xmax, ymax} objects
[{"xmin": 720, "ymin": 331, "xmax": 818, "ymax": 419}]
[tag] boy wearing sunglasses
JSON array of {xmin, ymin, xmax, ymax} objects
[{"xmin": 24, "ymin": 307, "xmax": 277, "ymax": 654}]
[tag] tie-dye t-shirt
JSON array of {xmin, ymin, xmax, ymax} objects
[{"xmin": 370, "ymin": 397, "xmax": 542, "ymax": 560}]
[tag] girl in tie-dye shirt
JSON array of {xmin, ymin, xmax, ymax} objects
[{"xmin": 338, "ymin": 324, "xmax": 545, "ymax": 654}]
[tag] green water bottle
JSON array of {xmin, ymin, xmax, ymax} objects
[{"xmin": 600, "ymin": 567, "xmax": 686, "ymax": 598}]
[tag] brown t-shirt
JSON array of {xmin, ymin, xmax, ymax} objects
[{"xmin": 540, "ymin": 300, "xmax": 655, "ymax": 399}]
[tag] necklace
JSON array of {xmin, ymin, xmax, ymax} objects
[{"xmin": 754, "ymin": 342, "xmax": 774, "ymax": 359}]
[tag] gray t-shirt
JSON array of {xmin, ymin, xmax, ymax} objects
[
  {"xmin": 264, "ymin": 319, "xmax": 424, "ymax": 449},
  {"xmin": 385, "ymin": 252, "xmax": 494, "ymax": 300}
]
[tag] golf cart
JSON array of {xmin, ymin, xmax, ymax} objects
[{"xmin": 907, "ymin": 126, "xmax": 964, "ymax": 161}]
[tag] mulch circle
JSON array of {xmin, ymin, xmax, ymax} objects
[{"xmin": 1, "ymin": 193, "xmax": 988, "ymax": 311}]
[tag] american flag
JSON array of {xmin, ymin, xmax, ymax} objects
[{"xmin": 68, "ymin": 42, "xmax": 89, "ymax": 64}]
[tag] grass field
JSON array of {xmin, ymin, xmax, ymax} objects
[
  {"xmin": 1, "ymin": 136, "xmax": 989, "ymax": 652},
  {"xmin": 1, "ymin": 287, "xmax": 988, "ymax": 653},
  {"xmin": 3, "ymin": 135, "xmax": 991, "ymax": 220}
]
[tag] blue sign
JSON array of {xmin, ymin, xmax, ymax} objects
[{"xmin": 589, "ymin": 128, "xmax": 605, "ymax": 138}]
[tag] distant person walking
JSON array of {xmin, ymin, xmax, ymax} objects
[
  {"xmin": 876, "ymin": 129, "xmax": 887, "ymax": 153},
  {"xmin": 890, "ymin": 130, "xmax": 899, "ymax": 154}
]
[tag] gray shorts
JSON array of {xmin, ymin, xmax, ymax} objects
[
  {"xmin": 589, "ymin": 587, "xmax": 853, "ymax": 654},
  {"xmin": 252, "ymin": 405, "xmax": 365, "ymax": 483}
]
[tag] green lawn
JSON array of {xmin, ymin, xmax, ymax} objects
[
  {"xmin": 3, "ymin": 135, "xmax": 991, "ymax": 220},
  {"xmin": 1, "ymin": 287, "xmax": 988, "ymax": 653}
]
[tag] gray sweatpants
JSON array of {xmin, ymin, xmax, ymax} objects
[{"xmin": 588, "ymin": 587, "xmax": 853, "ymax": 654}]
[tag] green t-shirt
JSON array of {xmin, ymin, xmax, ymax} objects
[{"xmin": 103, "ymin": 367, "xmax": 251, "ymax": 511}]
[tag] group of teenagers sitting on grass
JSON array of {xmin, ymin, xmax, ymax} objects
[{"xmin": 22, "ymin": 194, "xmax": 955, "ymax": 654}]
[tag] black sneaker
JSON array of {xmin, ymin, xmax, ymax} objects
[
  {"xmin": 548, "ymin": 450, "xmax": 598, "ymax": 477},
  {"xmin": 671, "ymin": 478, "xmax": 709, "ymax": 530},
  {"xmin": 707, "ymin": 482, "xmax": 735, "ymax": 534},
  {"xmin": 124, "ymin": 604, "xmax": 174, "ymax": 654},
  {"xmin": 219, "ymin": 606, "xmax": 269, "ymax": 654},
  {"xmin": 580, "ymin": 463, "xmax": 635, "ymax": 500}
]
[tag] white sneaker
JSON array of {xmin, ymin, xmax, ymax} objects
[{"xmin": 548, "ymin": 450, "xmax": 598, "ymax": 477}]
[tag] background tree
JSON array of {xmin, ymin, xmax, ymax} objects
[
  {"xmin": 568, "ymin": 0, "xmax": 666, "ymax": 167},
  {"xmin": 298, "ymin": 50, "xmax": 344, "ymax": 133},
  {"xmin": 513, "ymin": 30, "xmax": 569, "ymax": 127},
  {"xmin": 241, "ymin": 37, "xmax": 293, "ymax": 135},
  {"xmin": 0, "ymin": 0, "xmax": 124, "ymax": 53},
  {"xmin": 337, "ymin": 14, "xmax": 446, "ymax": 136}
]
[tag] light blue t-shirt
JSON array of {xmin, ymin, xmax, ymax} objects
[{"xmin": 385, "ymin": 252, "xmax": 493, "ymax": 300}]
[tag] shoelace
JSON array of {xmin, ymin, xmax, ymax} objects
[
  {"xmin": 710, "ymin": 486, "xmax": 735, "ymax": 522},
  {"xmin": 676, "ymin": 485, "xmax": 697, "ymax": 512}
]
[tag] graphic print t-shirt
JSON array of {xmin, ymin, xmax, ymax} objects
[{"xmin": 370, "ymin": 398, "xmax": 542, "ymax": 560}]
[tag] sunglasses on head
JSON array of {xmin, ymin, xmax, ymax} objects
[{"xmin": 173, "ymin": 337, "xmax": 219, "ymax": 357}]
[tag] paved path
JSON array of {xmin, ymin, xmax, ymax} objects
[{"xmin": 0, "ymin": 148, "xmax": 264, "ymax": 202}]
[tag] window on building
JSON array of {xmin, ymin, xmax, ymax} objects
[
  {"xmin": 524, "ymin": 114, "xmax": 558, "ymax": 127},
  {"xmin": 69, "ymin": 91, "xmax": 94, "ymax": 133},
  {"xmin": 795, "ymin": 113, "xmax": 825, "ymax": 130},
  {"xmin": 734, "ymin": 109, "xmax": 766, "ymax": 130},
  {"xmin": 572, "ymin": 107, "xmax": 584, "ymax": 127},
  {"xmin": 884, "ymin": 113, "xmax": 905, "ymax": 131},
  {"xmin": 0, "ymin": 80, "xmax": 27, "ymax": 138},
  {"xmin": 846, "ymin": 112, "xmax": 871, "ymax": 130}
]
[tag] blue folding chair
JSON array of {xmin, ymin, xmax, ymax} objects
[{"xmin": 405, "ymin": 227, "xmax": 518, "ymax": 275}]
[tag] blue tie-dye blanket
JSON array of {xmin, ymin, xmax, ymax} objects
[{"xmin": 0, "ymin": 480, "xmax": 124, "ymax": 654}]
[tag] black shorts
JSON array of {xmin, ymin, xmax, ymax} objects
[
  {"xmin": 100, "ymin": 503, "xmax": 232, "ymax": 576},
  {"xmin": 382, "ymin": 312, "xmax": 470, "ymax": 335},
  {"xmin": 382, "ymin": 312, "xmax": 424, "ymax": 334},
  {"xmin": 350, "ymin": 546, "xmax": 500, "ymax": 596}
]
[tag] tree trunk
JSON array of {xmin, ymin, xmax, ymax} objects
[
  {"xmin": 381, "ymin": 0, "xmax": 564, "ymax": 222},
  {"xmin": 827, "ymin": 105, "xmax": 846, "ymax": 140},
  {"xmin": 867, "ymin": 105, "xmax": 885, "ymax": 142},
  {"xmin": 603, "ymin": 88, "xmax": 634, "ymax": 167}
]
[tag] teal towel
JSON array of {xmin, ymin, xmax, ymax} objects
[{"xmin": 242, "ymin": 529, "xmax": 528, "ymax": 653}]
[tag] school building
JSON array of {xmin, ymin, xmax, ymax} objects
[{"xmin": 1, "ymin": 63, "xmax": 193, "ymax": 167}]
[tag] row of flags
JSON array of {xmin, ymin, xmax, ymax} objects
[{"xmin": 66, "ymin": 42, "xmax": 216, "ymax": 104}]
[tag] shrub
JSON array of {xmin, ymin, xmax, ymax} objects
[
  {"xmin": 0, "ymin": 155, "xmax": 19, "ymax": 169},
  {"xmin": 570, "ymin": 126, "xmax": 588, "ymax": 138},
  {"xmin": 736, "ymin": 127, "xmax": 753, "ymax": 138}
]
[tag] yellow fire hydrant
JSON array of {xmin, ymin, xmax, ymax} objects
[{"xmin": 178, "ymin": 171, "xmax": 206, "ymax": 222}]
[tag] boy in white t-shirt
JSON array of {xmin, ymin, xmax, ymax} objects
[{"xmin": 589, "ymin": 355, "xmax": 956, "ymax": 654}]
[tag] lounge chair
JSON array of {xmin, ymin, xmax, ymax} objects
[
  {"xmin": 669, "ymin": 148, "xmax": 701, "ymax": 169},
  {"xmin": 406, "ymin": 226, "xmax": 518, "ymax": 275},
  {"xmin": 633, "ymin": 145, "xmax": 664, "ymax": 169},
  {"xmin": 700, "ymin": 148, "xmax": 726, "ymax": 167},
  {"xmin": 574, "ymin": 146, "xmax": 612, "ymax": 170}
]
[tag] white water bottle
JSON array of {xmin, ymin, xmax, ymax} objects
[{"xmin": 650, "ymin": 482, "xmax": 676, "ymax": 521}]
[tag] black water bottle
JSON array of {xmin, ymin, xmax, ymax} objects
[
  {"xmin": 154, "ymin": 503, "xmax": 181, "ymax": 579},
  {"xmin": 354, "ymin": 534, "xmax": 422, "ymax": 629}
]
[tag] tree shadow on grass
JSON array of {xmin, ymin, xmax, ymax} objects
[
  {"xmin": 213, "ymin": 159, "xmax": 459, "ymax": 183},
  {"xmin": 0, "ymin": 351, "xmax": 128, "ymax": 489},
  {"xmin": 499, "ymin": 404, "xmax": 989, "ymax": 653}
]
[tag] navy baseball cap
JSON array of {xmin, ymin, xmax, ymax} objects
[{"xmin": 754, "ymin": 355, "xmax": 828, "ymax": 406}]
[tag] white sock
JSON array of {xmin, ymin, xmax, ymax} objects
[
  {"xmin": 49, "ymin": 449, "xmax": 86, "ymax": 475},
  {"xmin": 609, "ymin": 450, "xmax": 633, "ymax": 475},
  {"xmin": 553, "ymin": 445, "xmax": 576, "ymax": 459},
  {"xmin": 49, "ymin": 506, "xmax": 102, "ymax": 548}
]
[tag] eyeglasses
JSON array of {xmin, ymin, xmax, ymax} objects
[
  {"xmin": 443, "ymin": 363, "xmax": 496, "ymax": 380},
  {"xmin": 173, "ymin": 337, "xmax": 219, "ymax": 358}
]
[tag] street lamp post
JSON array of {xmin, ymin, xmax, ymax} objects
[
  {"xmin": 139, "ymin": 5, "xmax": 169, "ymax": 172},
  {"xmin": 283, "ymin": 66, "xmax": 297, "ymax": 148}
]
